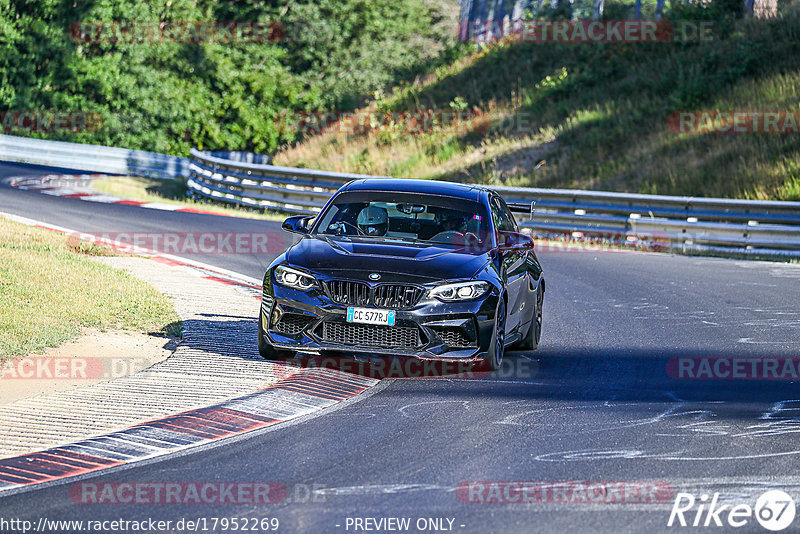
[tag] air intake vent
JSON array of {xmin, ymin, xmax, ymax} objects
[
  {"xmin": 273, "ymin": 313, "xmax": 315, "ymax": 335},
  {"xmin": 321, "ymin": 322, "xmax": 421, "ymax": 349},
  {"xmin": 432, "ymin": 327, "xmax": 476, "ymax": 348},
  {"xmin": 326, "ymin": 280, "xmax": 371, "ymax": 306},
  {"xmin": 374, "ymin": 285, "xmax": 423, "ymax": 309},
  {"xmin": 326, "ymin": 280, "xmax": 423, "ymax": 309}
]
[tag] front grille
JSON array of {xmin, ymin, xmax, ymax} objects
[
  {"xmin": 322, "ymin": 322, "xmax": 421, "ymax": 349},
  {"xmin": 326, "ymin": 280, "xmax": 370, "ymax": 306},
  {"xmin": 273, "ymin": 313, "xmax": 315, "ymax": 335},
  {"xmin": 374, "ymin": 284, "xmax": 424, "ymax": 309},
  {"xmin": 326, "ymin": 280, "xmax": 423, "ymax": 309},
  {"xmin": 432, "ymin": 327, "xmax": 476, "ymax": 348}
]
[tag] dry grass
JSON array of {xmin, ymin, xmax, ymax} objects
[{"xmin": 0, "ymin": 217, "xmax": 181, "ymax": 360}]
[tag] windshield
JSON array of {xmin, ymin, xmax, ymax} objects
[{"xmin": 312, "ymin": 191, "xmax": 491, "ymax": 250}]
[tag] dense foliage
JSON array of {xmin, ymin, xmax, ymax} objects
[{"xmin": 0, "ymin": 0, "xmax": 458, "ymax": 154}]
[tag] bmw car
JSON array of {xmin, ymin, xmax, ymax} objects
[{"xmin": 258, "ymin": 179, "xmax": 545, "ymax": 370}]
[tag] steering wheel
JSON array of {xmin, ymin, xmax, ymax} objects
[
  {"xmin": 464, "ymin": 231, "xmax": 481, "ymax": 249},
  {"xmin": 328, "ymin": 221, "xmax": 365, "ymax": 236},
  {"xmin": 429, "ymin": 230, "xmax": 466, "ymax": 245}
]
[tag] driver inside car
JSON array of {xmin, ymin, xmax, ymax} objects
[
  {"xmin": 356, "ymin": 205, "xmax": 389, "ymax": 236},
  {"xmin": 434, "ymin": 210, "xmax": 465, "ymax": 233},
  {"xmin": 429, "ymin": 209, "xmax": 484, "ymax": 250}
]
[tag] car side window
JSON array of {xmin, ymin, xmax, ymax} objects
[
  {"xmin": 490, "ymin": 198, "xmax": 503, "ymax": 233},
  {"xmin": 490, "ymin": 197, "xmax": 517, "ymax": 232}
]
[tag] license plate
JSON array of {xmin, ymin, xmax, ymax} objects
[{"xmin": 347, "ymin": 307, "xmax": 395, "ymax": 326}]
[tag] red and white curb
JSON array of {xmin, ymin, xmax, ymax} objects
[
  {"xmin": 0, "ymin": 368, "xmax": 376, "ymax": 495},
  {"xmin": 0, "ymin": 211, "xmax": 380, "ymax": 495},
  {"xmin": 6, "ymin": 174, "xmax": 231, "ymax": 217}
]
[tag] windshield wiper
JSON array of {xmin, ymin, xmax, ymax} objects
[{"xmin": 312, "ymin": 233, "xmax": 349, "ymax": 252}]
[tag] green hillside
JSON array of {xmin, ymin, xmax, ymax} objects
[{"xmin": 275, "ymin": 5, "xmax": 800, "ymax": 200}]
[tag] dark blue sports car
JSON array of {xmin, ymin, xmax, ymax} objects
[{"xmin": 259, "ymin": 178, "xmax": 544, "ymax": 370}]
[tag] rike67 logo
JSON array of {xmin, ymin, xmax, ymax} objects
[{"xmin": 668, "ymin": 490, "xmax": 796, "ymax": 531}]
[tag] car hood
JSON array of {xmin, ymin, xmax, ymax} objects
[{"xmin": 285, "ymin": 235, "xmax": 490, "ymax": 283}]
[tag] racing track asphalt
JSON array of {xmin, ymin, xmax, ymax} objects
[{"xmin": 1, "ymin": 162, "xmax": 800, "ymax": 533}]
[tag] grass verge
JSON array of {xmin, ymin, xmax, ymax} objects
[
  {"xmin": 92, "ymin": 176, "xmax": 286, "ymax": 221},
  {"xmin": 0, "ymin": 217, "xmax": 182, "ymax": 360}
]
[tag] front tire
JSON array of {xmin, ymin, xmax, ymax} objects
[
  {"xmin": 258, "ymin": 311, "xmax": 295, "ymax": 360},
  {"xmin": 515, "ymin": 284, "xmax": 543, "ymax": 351},
  {"xmin": 484, "ymin": 298, "xmax": 506, "ymax": 371}
]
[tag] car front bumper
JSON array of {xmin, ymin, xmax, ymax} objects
[{"xmin": 261, "ymin": 281, "xmax": 500, "ymax": 362}]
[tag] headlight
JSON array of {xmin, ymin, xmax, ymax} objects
[
  {"xmin": 274, "ymin": 265, "xmax": 318, "ymax": 291},
  {"xmin": 430, "ymin": 281, "xmax": 490, "ymax": 302}
]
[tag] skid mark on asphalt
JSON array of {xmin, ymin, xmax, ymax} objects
[
  {"xmin": 495, "ymin": 401, "xmax": 674, "ymax": 430},
  {"xmin": 525, "ymin": 398, "xmax": 800, "ymax": 462},
  {"xmin": 480, "ymin": 395, "xmax": 800, "ymax": 464},
  {"xmin": 318, "ymin": 484, "xmax": 447, "ymax": 496},
  {"xmin": 738, "ymin": 338, "xmax": 800, "ymax": 344},
  {"xmin": 399, "ymin": 400, "xmax": 471, "ymax": 419},
  {"xmin": 536, "ymin": 448, "xmax": 800, "ymax": 462}
]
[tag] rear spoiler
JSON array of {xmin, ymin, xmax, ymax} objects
[{"xmin": 507, "ymin": 201, "xmax": 536, "ymax": 220}]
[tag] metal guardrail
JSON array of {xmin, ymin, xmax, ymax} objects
[
  {"xmin": 0, "ymin": 134, "xmax": 189, "ymax": 180},
  {"xmin": 188, "ymin": 149, "xmax": 800, "ymax": 258},
  {"xmin": 187, "ymin": 148, "xmax": 392, "ymax": 214}
]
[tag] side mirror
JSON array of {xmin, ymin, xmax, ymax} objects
[
  {"xmin": 498, "ymin": 231, "xmax": 534, "ymax": 252},
  {"xmin": 282, "ymin": 215, "xmax": 313, "ymax": 235}
]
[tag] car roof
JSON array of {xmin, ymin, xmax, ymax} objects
[{"xmin": 342, "ymin": 178, "xmax": 488, "ymax": 202}]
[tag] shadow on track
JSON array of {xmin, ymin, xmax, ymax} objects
[{"xmin": 176, "ymin": 315, "xmax": 800, "ymax": 405}]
